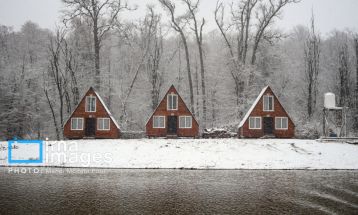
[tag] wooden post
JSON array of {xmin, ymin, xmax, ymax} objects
[{"xmin": 323, "ymin": 108, "xmax": 326, "ymax": 137}]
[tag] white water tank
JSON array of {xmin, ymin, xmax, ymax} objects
[{"xmin": 324, "ymin": 92, "xmax": 336, "ymax": 109}]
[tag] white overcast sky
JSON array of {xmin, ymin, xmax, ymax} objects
[{"xmin": 0, "ymin": 0, "xmax": 357, "ymax": 35}]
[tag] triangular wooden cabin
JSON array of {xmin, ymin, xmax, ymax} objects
[
  {"xmin": 145, "ymin": 85, "xmax": 199, "ymax": 138},
  {"xmin": 63, "ymin": 87, "xmax": 120, "ymax": 139},
  {"xmin": 238, "ymin": 86, "xmax": 295, "ymax": 138}
]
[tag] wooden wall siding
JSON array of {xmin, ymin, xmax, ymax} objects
[
  {"xmin": 146, "ymin": 85, "xmax": 199, "ymax": 137},
  {"xmin": 239, "ymin": 87, "xmax": 295, "ymax": 138},
  {"xmin": 63, "ymin": 88, "xmax": 120, "ymax": 139}
]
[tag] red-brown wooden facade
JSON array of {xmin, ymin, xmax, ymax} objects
[
  {"xmin": 63, "ymin": 87, "xmax": 120, "ymax": 139},
  {"xmin": 238, "ymin": 86, "xmax": 295, "ymax": 138},
  {"xmin": 146, "ymin": 85, "xmax": 199, "ymax": 138}
]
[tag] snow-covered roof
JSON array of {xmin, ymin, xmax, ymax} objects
[
  {"xmin": 144, "ymin": 85, "xmax": 199, "ymax": 126},
  {"xmin": 93, "ymin": 90, "xmax": 120, "ymax": 129},
  {"xmin": 238, "ymin": 86, "xmax": 269, "ymax": 128},
  {"xmin": 63, "ymin": 87, "xmax": 120, "ymax": 130}
]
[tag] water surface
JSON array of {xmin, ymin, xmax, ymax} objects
[{"xmin": 0, "ymin": 168, "xmax": 357, "ymax": 214}]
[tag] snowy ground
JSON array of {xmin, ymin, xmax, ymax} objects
[{"xmin": 1, "ymin": 139, "xmax": 358, "ymax": 169}]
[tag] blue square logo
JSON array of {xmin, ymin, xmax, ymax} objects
[{"xmin": 8, "ymin": 140, "xmax": 43, "ymax": 164}]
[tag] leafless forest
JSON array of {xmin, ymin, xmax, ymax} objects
[{"xmin": 0, "ymin": 0, "xmax": 357, "ymax": 140}]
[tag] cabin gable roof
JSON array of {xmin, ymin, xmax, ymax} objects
[
  {"xmin": 64, "ymin": 87, "xmax": 120, "ymax": 129},
  {"xmin": 238, "ymin": 86, "xmax": 294, "ymax": 128},
  {"xmin": 145, "ymin": 85, "xmax": 198, "ymax": 126}
]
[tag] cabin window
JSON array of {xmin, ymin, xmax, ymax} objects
[
  {"xmin": 249, "ymin": 117, "xmax": 261, "ymax": 129},
  {"xmin": 167, "ymin": 94, "xmax": 178, "ymax": 110},
  {"xmin": 263, "ymin": 95, "xmax": 274, "ymax": 111},
  {"xmin": 71, "ymin": 118, "xmax": 83, "ymax": 130},
  {"xmin": 86, "ymin": 95, "xmax": 96, "ymax": 112},
  {"xmin": 98, "ymin": 118, "xmax": 110, "ymax": 130},
  {"xmin": 153, "ymin": 116, "xmax": 165, "ymax": 128},
  {"xmin": 275, "ymin": 117, "xmax": 288, "ymax": 130},
  {"xmin": 179, "ymin": 116, "xmax": 192, "ymax": 128}
]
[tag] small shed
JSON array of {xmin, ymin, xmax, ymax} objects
[
  {"xmin": 63, "ymin": 87, "xmax": 120, "ymax": 139},
  {"xmin": 145, "ymin": 85, "xmax": 199, "ymax": 138},
  {"xmin": 238, "ymin": 86, "xmax": 295, "ymax": 138}
]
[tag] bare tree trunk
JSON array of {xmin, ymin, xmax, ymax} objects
[
  {"xmin": 338, "ymin": 43, "xmax": 350, "ymax": 107},
  {"xmin": 307, "ymin": 81, "xmax": 313, "ymax": 118},
  {"xmin": 44, "ymin": 87, "xmax": 60, "ymax": 140},
  {"xmin": 148, "ymin": 29, "xmax": 163, "ymax": 111},
  {"xmin": 198, "ymin": 41, "xmax": 206, "ymax": 125},
  {"xmin": 304, "ymin": 14, "xmax": 320, "ymax": 119},
  {"xmin": 183, "ymin": 0, "xmax": 207, "ymax": 126},
  {"xmin": 181, "ymin": 34, "xmax": 195, "ymax": 114},
  {"xmin": 194, "ymin": 60, "xmax": 200, "ymax": 120},
  {"xmin": 108, "ymin": 59, "xmax": 112, "ymax": 108},
  {"xmin": 159, "ymin": 0, "xmax": 195, "ymax": 115},
  {"xmin": 93, "ymin": 18, "xmax": 101, "ymax": 90},
  {"xmin": 49, "ymin": 31, "xmax": 65, "ymax": 130},
  {"xmin": 177, "ymin": 39, "xmax": 182, "ymax": 91},
  {"xmin": 64, "ymin": 39, "xmax": 79, "ymax": 106},
  {"xmin": 211, "ymin": 88, "xmax": 217, "ymax": 128},
  {"xmin": 354, "ymin": 38, "xmax": 358, "ymax": 129}
]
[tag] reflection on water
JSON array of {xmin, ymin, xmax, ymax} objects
[{"xmin": 0, "ymin": 168, "xmax": 357, "ymax": 214}]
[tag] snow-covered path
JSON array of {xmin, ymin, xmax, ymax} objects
[{"xmin": 1, "ymin": 139, "xmax": 357, "ymax": 169}]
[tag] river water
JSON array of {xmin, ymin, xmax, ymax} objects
[{"xmin": 0, "ymin": 168, "xmax": 357, "ymax": 214}]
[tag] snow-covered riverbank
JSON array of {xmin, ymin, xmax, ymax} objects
[{"xmin": 1, "ymin": 139, "xmax": 358, "ymax": 169}]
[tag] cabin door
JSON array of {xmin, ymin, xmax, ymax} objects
[
  {"xmin": 85, "ymin": 118, "xmax": 96, "ymax": 137},
  {"xmin": 167, "ymin": 116, "xmax": 178, "ymax": 134},
  {"xmin": 263, "ymin": 117, "xmax": 274, "ymax": 135}
]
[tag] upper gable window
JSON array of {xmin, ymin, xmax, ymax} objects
[
  {"xmin": 263, "ymin": 95, "xmax": 274, "ymax": 111},
  {"xmin": 167, "ymin": 94, "xmax": 178, "ymax": 110},
  {"xmin": 86, "ymin": 95, "xmax": 96, "ymax": 112}
]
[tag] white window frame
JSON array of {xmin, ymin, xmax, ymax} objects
[
  {"xmin": 275, "ymin": 117, "xmax": 288, "ymax": 130},
  {"xmin": 167, "ymin": 94, "xmax": 178, "ymax": 111},
  {"xmin": 97, "ymin": 118, "xmax": 110, "ymax": 131},
  {"xmin": 263, "ymin": 95, "xmax": 274, "ymax": 112},
  {"xmin": 249, "ymin": 117, "xmax": 261, "ymax": 129},
  {"xmin": 85, "ymin": 95, "xmax": 96, "ymax": 112},
  {"xmin": 153, "ymin": 116, "xmax": 165, "ymax": 128},
  {"xmin": 179, "ymin": 116, "xmax": 192, "ymax": 129},
  {"xmin": 71, "ymin": 118, "xmax": 84, "ymax": 130}
]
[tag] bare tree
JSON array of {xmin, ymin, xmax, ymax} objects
[
  {"xmin": 62, "ymin": 38, "xmax": 80, "ymax": 106},
  {"xmin": 62, "ymin": 0, "xmax": 131, "ymax": 91},
  {"xmin": 46, "ymin": 29, "xmax": 68, "ymax": 134},
  {"xmin": 118, "ymin": 6, "xmax": 157, "ymax": 122},
  {"xmin": 43, "ymin": 81, "xmax": 61, "ymax": 140},
  {"xmin": 159, "ymin": 0, "xmax": 195, "ymax": 115},
  {"xmin": 354, "ymin": 38, "xmax": 358, "ymax": 129},
  {"xmin": 214, "ymin": 1, "xmax": 245, "ymax": 107},
  {"xmin": 183, "ymin": 0, "xmax": 207, "ymax": 127},
  {"xmin": 43, "ymin": 28, "xmax": 79, "ymax": 139},
  {"xmin": 144, "ymin": 6, "xmax": 164, "ymax": 111},
  {"xmin": 214, "ymin": 0, "xmax": 299, "ymax": 110},
  {"xmin": 338, "ymin": 43, "xmax": 350, "ymax": 107},
  {"xmin": 304, "ymin": 14, "xmax": 320, "ymax": 119},
  {"xmin": 250, "ymin": 0, "xmax": 300, "ymax": 64}
]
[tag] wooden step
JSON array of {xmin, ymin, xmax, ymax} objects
[{"xmin": 166, "ymin": 134, "xmax": 178, "ymax": 139}]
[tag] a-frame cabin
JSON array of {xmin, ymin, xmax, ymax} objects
[
  {"xmin": 63, "ymin": 87, "xmax": 120, "ymax": 139},
  {"xmin": 238, "ymin": 86, "xmax": 295, "ymax": 138},
  {"xmin": 145, "ymin": 85, "xmax": 199, "ymax": 138}
]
